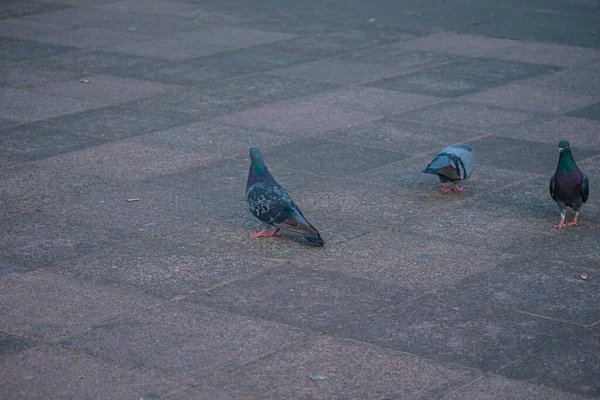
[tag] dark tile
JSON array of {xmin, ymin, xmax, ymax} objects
[
  {"xmin": 90, "ymin": 0, "xmax": 201, "ymax": 17},
  {"xmin": 0, "ymin": 62, "xmax": 84, "ymax": 88},
  {"xmin": 0, "ymin": 345, "xmax": 187, "ymax": 399},
  {"xmin": 468, "ymin": 135, "xmax": 599, "ymax": 175},
  {"xmin": 0, "ymin": 212, "xmax": 126, "ymax": 271},
  {"xmin": 0, "ymin": 37, "xmax": 78, "ymax": 66},
  {"xmin": 218, "ymin": 101, "xmax": 377, "ymax": 136},
  {"xmin": 0, "ymin": 334, "xmax": 35, "ymax": 357},
  {"xmin": 499, "ymin": 327, "xmax": 600, "ymax": 396},
  {"xmin": 439, "ymin": 373, "xmax": 589, "ymax": 400},
  {"xmin": 39, "ymin": 105, "xmax": 197, "ymax": 141},
  {"xmin": 0, "ymin": 165, "xmax": 116, "ymax": 220},
  {"xmin": 0, "ymin": 17, "xmax": 65, "ymax": 42},
  {"xmin": 393, "ymin": 32, "xmax": 517, "ymax": 57},
  {"xmin": 0, "ymin": 0, "xmax": 69, "ymax": 20},
  {"xmin": 335, "ymin": 293, "xmax": 581, "ymax": 370},
  {"xmin": 208, "ymin": 336, "xmax": 480, "ymax": 399},
  {"xmin": 568, "ymin": 102, "xmax": 600, "ymax": 121},
  {"xmin": 129, "ymin": 74, "xmax": 339, "ymax": 119},
  {"xmin": 52, "ymin": 238, "xmax": 281, "ymax": 298},
  {"xmin": 65, "ymin": 301, "xmax": 309, "ymax": 380},
  {"xmin": 0, "ymin": 270, "xmax": 162, "ymax": 340},
  {"xmin": 31, "ymin": 25, "xmax": 153, "ymax": 50},
  {"xmin": 0, "ymin": 123, "xmax": 110, "ymax": 162},
  {"xmin": 259, "ymin": 138, "xmax": 405, "ymax": 177},
  {"xmin": 339, "ymin": 45, "xmax": 455, "ymax": 69},
  {"xmin": 519, "ymin": 69, "xmax": 600, "ymax": 97},
  {"xmin": 443, "ymin": 259, "xmax": 600, "ymax": 325},
  {"xmin": 483, "ymin": 41, "xmax": 600, "ymax": 68},
  {"xmin": 47, "ymin": 49, "xmax": 169, "ymax": 76},
  {"xmin": 368, "ymin": 57, "xmax": 559, "ymax": 98},
  {"xmin": 395, "ymin": 101, "xmax": 544, "ymax": 131},
  {"xmin": 196, "ymin": 265, "xmax": 415, "ymax": 331}
]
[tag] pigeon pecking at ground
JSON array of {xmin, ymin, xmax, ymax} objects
[
  {"xmin": 423, "ymin": 144, "xmax": 474, "ymax": 193},
  {"xmin": 246, "ymin": 147, "xmax": 324, "ymax": 245},
  {"xmin": 549, "ymin": 140, "xmax": 589, "ymax": 228}
]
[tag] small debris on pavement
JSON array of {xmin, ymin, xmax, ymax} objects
[
  {"xmin": 581, "ymin": 273, "xmax": 589, "ymax": 280},
  {"xmin": 80, "ymin": 79, "xmax": 90, "ymax": 84},
  {"xmin": 126, "ymin": 198, "xmax": 140, "ymax": 202},
  {"xmin": 310, "ymin": 375, "xmax": 326, "ymax": 381}
]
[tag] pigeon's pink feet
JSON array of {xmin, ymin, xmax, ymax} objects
[
  {"xmin": 249, "ymin": 228, "xmax": 280, "ymax": 238},
  {"xmin": 567, "ymin": 218, "xmax": 578, "ymax": 227},
  {"xmin": 441, "ymin": 187, "xmax": 454, "ymax": 194},
  {"xmin": 554, "ymin": 221, "xmax": 568, "ymax": 229},
  {"xmin": 452, "ymin": 187, "xmax": 465, "ymax": 193}
]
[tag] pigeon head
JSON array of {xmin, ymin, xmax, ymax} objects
[
  {"xmin": 248, "ymin": 147, "xmax": 269, "ymax": 177},
  {"xmin": 558, "ymin": 140, "xmax": 571, "ymax": 153}
]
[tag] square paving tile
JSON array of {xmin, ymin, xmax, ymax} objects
[
  {"xmin": 0, "ymin": 123, "xmax": 109, "ymax": 162},
  {"xmin": 218, "ymin": 102, "xmax": 376, "ymax": 136},
  {"xmin": 0, "ymin": 270, "xmax": 162, "ymax": 340},
  {"xmin": 339, "ymin": 45, "xmax": 455, "ymax": 69},
  {"xmin": 163, "ymin": 385, "xmax": 252, "ymax": 400},
  {"xmin": 293, "ymin": 87, "xmax": 443, "ymax": 116},
  {"xmin": 133, "ymin": 120, "xmax": 294, "ymax": 158},
  {"xmin": 461, "ymin": 83, "xmax": 599, "ymax": 114},
  {"xmin": 0, "ymin": 17, "xmax": 66, "ymax": 42},
  {"xmin": 439, "ymin": 373, "xmax": 590, "ymax": 400},
  {"xmin": 335, "ymin": 293, "xmax": 581, "ymax": 371},
  {"xmin": 499, "ymin": 327, "xmax": 600, "ymax": 396},
  {"xmin": 0, "ymin": 165, "xmax": 115, "ymax": 220},
  {"xmin": 484, "ymin": 40, "xmax": 600, "ymax": 67},
  {"xmin": 0, "ymin": 345, "xmax": 187, "ymax": 399},
  {"xmin": 65, "ymin": 301, "xmax": 310, "ymax": 380},
  {"xmin": 367, "ymin": 57, "xmax": 559, "ymax": 98},
  {"xmin": 568, "ymin": 102, "xmax": 600, "ymax": 121},
  {"xmin": 39, "ymin": 105, "xmax": 196, "ymax": 141},
  {"xmin": 129, "ymin": 74, "xmax": 339, "ymax": 119},
  {"xmin": 519, "ymin": 69, "xmax": 600, "ymax": 97},
  {"xmin": 0, "ymin": 0, "xmax": 69, "ymax": 20},
  {"xmin": 269, "ymin": 58, "xmax": 409, "ymax": 85},
  {"xmin": 94, "ymin": 0, "xmax": 200, "ymax": 16},
  {"xmin": 288, "ymin": 230, "xmax": 513, "ymax": 290},
  {"xmin": 32, "ymin": 25, "xmax": 152, "ymax": 49},
  {"xmin": 320, "ymin": 118, "xmax": 481, "ymax": 154},
  {"xmin": 396, "ymin": 101, "xmax": 546, "ymax": 132},
  {"xmin": 195, "ymin": 265, "xmax": 416, "ymax": 331},
  {"xmin": 0, "ymin": 212, "xmax": 126, "ymax": 271},
  {"xmin": 443, "ymin": 259, "xmax": 600, "ymax": 325},
  {"xmin": 0, "ymin": 87, "xmax": 102, "ymax": 123},
  {"xmin": 394, "ymin": 32, "xmax": 517, "ymax": 57},
  {"xmin": 208, "ymin": 336, "xmax": 480, "ymax": 399},
  {"xmin": 35, "ymin": 140, "xmax": 215, "ymax": 182},
  {"xmin": 0, "ymin": 62, "xmax": 84, "ymax": 88},
  {"xmin": 0, "ymin": 37, "xmax": 78, "ymax": 66},
  {"xmin": 52, "ymin": 238, "xmax": 282, "ymax": 298}
]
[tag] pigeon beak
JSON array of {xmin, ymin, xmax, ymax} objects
[{"xmin": 558, "ymin": 147, "xmax": 564, "ymax": 152}]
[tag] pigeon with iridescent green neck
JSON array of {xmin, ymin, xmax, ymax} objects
[
  {"xmin": 246, "ymin": 147, "xmax": 324, "ymax": 245},
  {"xmin": 550, "ymin": 140, "xmax": 589, "ymax": 228}
]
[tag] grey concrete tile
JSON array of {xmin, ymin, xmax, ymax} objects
[
  {"xmin": 165, "ymin": 386, "xmax": 253, "ymax": 400},
  {"xmin": 461, "ymin": 83, "xmax": 599, "ymax": 114},
  {"xmin": 339, "ymin": 45, "xmax": 455, "ymax": 69},
  {"xmin": 439, "ymin": 374, "xmax": 591, "ymax": 400},
  {"xmin": 39, "ymin": 105, "xmax": 197, "ymax": 141},
  {"xmin": 443, "ymin": 259, "xmax": 600, "ymax": 325},
  {"xmin": 52, "ymin": 238, "xmax": 282, "ymax": 298},
  {"xmin": 269, "ymin": 58, "xmax": 410, "ymax": 85},
  {"xmin": 0, "ymin": 165, "xmax": 115, "ymax": 220},
  {"xmin": 335, "ymin": 293, "xmax": 582, "ymax": 370},
  {"xmin": 0, "ymin": 87, "xmax": 102, "ymax": 123},
  {"xmin": 568, "ymin": 102, "xmax": 600, "ymax": 121},
  {"xmin": 0, "ymin": 37, "xmax": 78, "ymax": 66},
  {"xmin": 31, "ymin": 75, "xmax": 180, "ymax": 105},
  {"xmin": 288, "ymin": 230, "xmax": 513, "ymax": 290},
  {"xmin": 0, "ymin": 0, "xmax": 69, "ymax": 20},
  {"xmin": 31, "ymin": 25, "xmax": 153, "ymax": 50},
  {"xmin": 394, "ymin": 32, "xmax": 518, "ymax": 57},
  {"xmin": 0, "ymin": 270, "xmax": 163, "ymax": 340},
  {"xmin": 195, "ymin": 265, "xmax": 416, "ymax": 331},
  {"xmin": 368, "ymin": 57, "xmax": 559, "ymax": 98},
  {"xmin": 218, "ymin": 101, "xmax": 377, "ymax": 136},
  {"xmin": 0, "ymin": 333, "xmax": 35, "ymax": 358},
  {"xmin": 258, "ymin": 138, "xmax": 405, "ymax": 177},
  {"xmin": 94, "ymin": 0, "xmax": 201, "ymax": 16},
  {"xmin": 0, "ymin": 62, "xmax": 84, "ymax": 88},
  {"xmin": 293, "ymin": 87, "xmax": 443, "ymax": 116},
  {"xmin": 0, "ymin": 212, "xmax": 126, "ymax": 271},
  {"xmin": 484, "ymin": 41, "xmax": 600, "ymax": 67},
  {"xmin": 129, "ymin": 74, "xmax": 339, "ymax": 119},
  {"xmin": 0, "ymin": 123, "xmax": 110, "ymax": 162},
  {"xmin": 133, "ymin": 120, "xmax": 295, "ymax": 158},
  {"xmin": 0, "ymin": 17, "xmax": 67, "ymax": 42},
  {"xmin": 321, "ymin": 118, "xmax": 481, "ymax": 154},
  {"xmin": 207, "ymin": 336, "xmax": 481, "ymax": 400},
  {"xmin": 65, "ymin": 301, "xmax": 310, "ymax": 380},
  {"xmin": 499, "ymin": 327, "xmax": 600, "ymax": 396},
  {"xmin": 35, "ymin": 140, "xmax": 215, "ymax": 182},
  {"xmin": 519, "ymin": 68, "xmax": 600, "ymax": 97},
  {"xmin": 396, "ymin": 101, "xmax": 546, "ymax": 132},
  {"xmin": 0, "ymin": 345, "xmax": 187, "ymax": 399}
]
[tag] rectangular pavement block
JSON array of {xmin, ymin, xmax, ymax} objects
[
  {"xmin": 567, "ymin": 102, "xmax": 600, "ymax": 121},
  {"xmin": 394, "ymin": 32, "xmax": 517, "ymax": 57},
  {"xmin": 0, "ymin": 37, "xmax": 78, "ymax": 66}
]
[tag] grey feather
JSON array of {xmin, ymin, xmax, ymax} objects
[{"xmin": 423, "ymin": 144, "xmax": 474, "ymax": 182}]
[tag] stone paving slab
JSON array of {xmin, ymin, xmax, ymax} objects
[{"xmin": 2, "ymin": 0, "xmax": 600, "ymax": 398}]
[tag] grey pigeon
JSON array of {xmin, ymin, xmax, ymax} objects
[
  {"xmin": 246, "ymin": 147, "xmax": 324, "ymax": 245},
  {"xmin": 550, "ymin": 140, "xmax": 589, "ymax": 228},
  {"xmin": 423, "ymin": 144, "xmax": 474, "ymax": 193}
]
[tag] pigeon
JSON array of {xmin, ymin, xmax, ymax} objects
[
  {"xmin": 549, "ymin": 140, "xmax": 589, "ymax": 228},
  {"xmin": 423, "ymin": 144, "xmax": 474, "ymax": 193},
  {"xmin": 246, "ymin": 147, "xmax": 324, "ymax": 245}
]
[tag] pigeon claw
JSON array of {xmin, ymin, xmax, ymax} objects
[
  {"xmin": 441, "ymin": 187, "xmax": 454, "ymax": 194},
  {"xmin": 567, "ymin": 219, "xmax": 578, "ymax": 227},
  {"xmin": 249, "ymin": 228, "xmax": 280, "ymax": 238},
  {"xmin": 554, "ymin": 221, "xmax": 568, "ymax": 229},
  {"xmin": 452, "ymin": 187, "xmax": 465, "ymax": 193}
]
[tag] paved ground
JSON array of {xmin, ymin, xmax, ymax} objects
[{"xmin": 1, "ymin": 0, "xmax": 600, "ymax": 398}]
